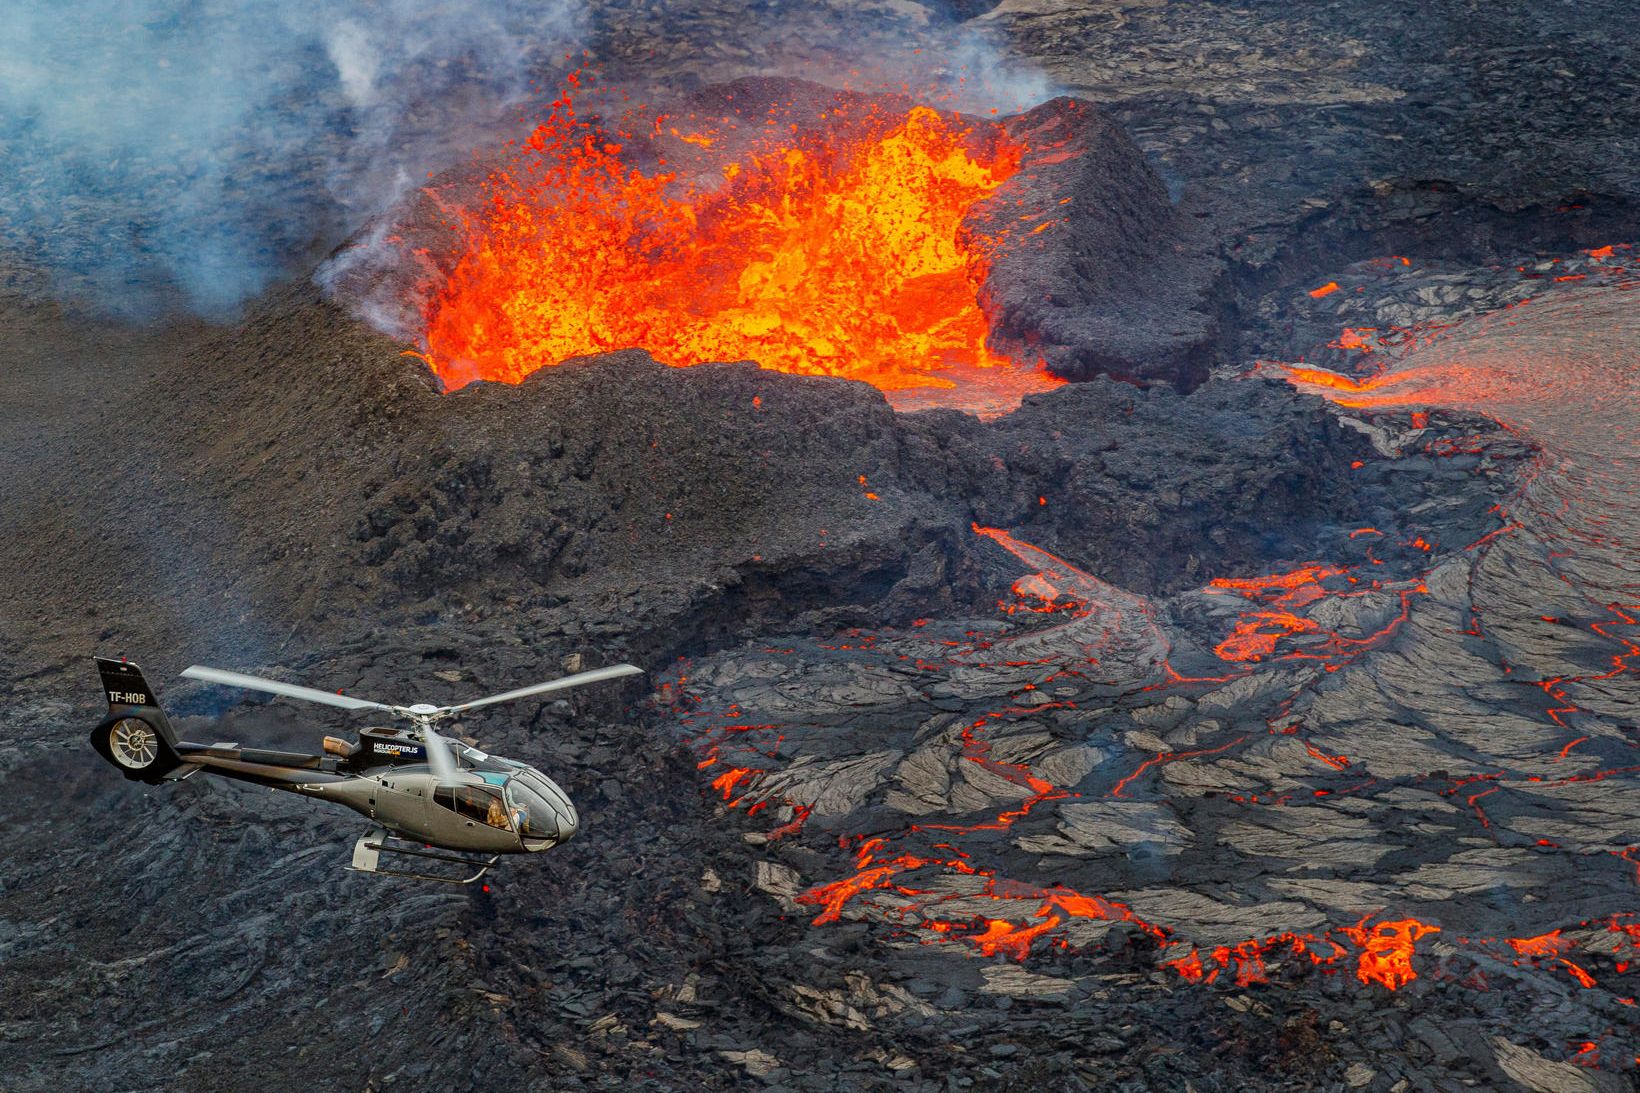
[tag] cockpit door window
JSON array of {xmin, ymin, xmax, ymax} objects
[{"xmin": 434, "ymin": 785, "xmax": 512, "ymax": 829}]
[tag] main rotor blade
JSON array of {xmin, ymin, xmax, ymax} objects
[
  {"xmin": 181, "ymin": 666, "xmax": 398, "ymax": 714},
  {"xmin": 422, "ymin": 725, "xmax": 461, "ymax": 787},
  {"xmin": 440, "ymin": 663, "xmax": 645, "ymax": 715}
]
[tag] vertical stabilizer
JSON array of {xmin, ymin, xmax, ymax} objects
[
  {"xmin": 96, "ymin": 657, "xmax": 160, "ymax": 710},
  {"xmin": 90, "ymin": 657, "xmax": 186, "ymax": 783}
]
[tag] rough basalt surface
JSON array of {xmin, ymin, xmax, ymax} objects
[
  {"xmin": 5, "ymin": 1, "xmax": 1640, "ymax": 1090},
  {"xmin": 0, "ymin": 278, "xmax": 1399, "ymax": 677},
  {"xmin": 980, "ymin": 96, "xmax": 1217, "ymax": 387},
  {"xmin": 1, "ymin": 262, "xmax": 1608, "ymax": 1093}
]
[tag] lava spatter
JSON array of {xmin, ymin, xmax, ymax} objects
[
  {"xmin": 1341, "ymin": 916, "xmax": 1441, "ymax": 990},
  {"xmin": 414, "ymin": 79, "xmax": 1062, "ymax": 414}
]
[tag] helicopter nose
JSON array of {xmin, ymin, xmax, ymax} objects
[
  {"xmin": 524, "ymin": 802, "xmax": 576, "ymax": 850},
  {"xmin": 540, "ymin": 784, "xmax": 578, "ymax": 847},
  {"xmin": 548, "ymin": 800, "xmax": 579, "ymax": 847},
  {"xmin": 516, "ymin": 770, "xmax": 579, "ymax": 849}
]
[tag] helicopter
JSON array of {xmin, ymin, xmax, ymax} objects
[{"xmin": 89, "ymin": 656, "xmax": 644, "ymax": 883}]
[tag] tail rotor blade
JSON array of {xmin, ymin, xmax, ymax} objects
[
  {"xmin": 439, "ymin": 664, "xmax": 644, "ymax": 716},
  {"xmin": 182, "ymin": 666, "xmax": 397, "ymax": 714}
]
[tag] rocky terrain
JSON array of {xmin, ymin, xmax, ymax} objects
[{"xmin": 3, "ymin": 2, "xmax": 1639, "ymax": 1091}]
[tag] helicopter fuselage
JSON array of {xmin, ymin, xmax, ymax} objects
[
  {"xmin": 88, "ymin": 656, "xmax": 624, "ymax": 880},
  {"xmin": 158, "ymin": 732, "xmax": 578, "ymax": 854}
]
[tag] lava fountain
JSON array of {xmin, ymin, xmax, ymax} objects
[{"xmin": 413, "ymin": 80, "xmax": 1063, "ymax": 416}]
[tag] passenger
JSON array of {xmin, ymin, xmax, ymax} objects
[{"xmin": 485, "ymin": 794, "xmax": 509, "ymax": 829}]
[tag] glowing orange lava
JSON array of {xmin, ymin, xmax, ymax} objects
[
  {"xmin": 1204, "ymin": 559, "xmax": 1427, "ymax": 668},
  {"xmin": 969, "ymin": 915, "xmax": 1063, "ymax": 960},
  {"xmin": 1341, "ymin": 916, "xmax": 1441, "ymax": 989},
  {"xmin": 416, "ymin": 83, "xmax": 1062, "ymax": 412},
  {"xmin": 1279, "ymin": 365, "xmax": 1380, "ymax": 393},
  {"xmin": 1506, "ymin": 929, "xmax": 1599, "ymax": 988},
  {"xmin": 1214, "ymin": 611, "xmax": 1322, "ymax": 661},
  {"xmin": 1209, "ymin": 564, "xmax": 1348, "ymax": 608}
]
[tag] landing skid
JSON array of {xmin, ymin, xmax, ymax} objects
[{"xmin": 350, "ymin": 829, "xmax": 499, "ymax": 885}]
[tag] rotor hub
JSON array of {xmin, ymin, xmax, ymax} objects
[{"xmin": 406, "ymin": 703, "xmax": 440, "ymax": 717}]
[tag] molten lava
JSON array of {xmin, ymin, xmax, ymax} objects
[
  {"xmin": 416, "ymin": 84, "xmax": 1061, "ymax": 412},
  {"xmin": 1208, "ymin": 564, "xmax": 1349, "ymax": 608},
  {"xmin": 1214, "ymin": 611, "xmax": 1322, "ymax": 662},
  {"xmin": 1341, "ymin": 916, "xmax": 1441, "ymax": 990}
]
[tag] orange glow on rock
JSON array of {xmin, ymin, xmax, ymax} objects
[
  {"xmin": 1341, "ymin": 916, "xmax": 1440, "ymax": 989},
  {"xmin": 1507, "ymin": 929, "xmax": 1599, "ymax": 988},
  {"xmin": 1334, "ymin": 328, "xmax": 1375, "ymax": 351},
  {"xmin": 799, "ymin": 862, "xmax": 904, "ymax": 925},
  {"xmin": 969, "ymin": 914, "xmax": 1063, "ymax": 960},
  {"xmin": 1279, "ymin": 364, "xmax": 1378, "ymax": 393},
  {"xmin": 417, "ymin": 84, "xmax": 1063, "ymax": 411},
  {"xmin": 1163, "ymin": 950, "xmax": 1206, "ymax": 982},
  {"xmin": 1209, "ymin": 564, "xmax": 1348, "ymax": 608},
  {"xmin": 711, "ymin": 766, "xmax": 757, "ymax": 800},
  {"xmin": 1214, "ymin": 611, "xmax": 1321, "ymax": 662}
]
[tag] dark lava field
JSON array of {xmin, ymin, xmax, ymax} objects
[{"xmin": 3, "ymin": 2, "xmax": 1639, "ymax": 1091}]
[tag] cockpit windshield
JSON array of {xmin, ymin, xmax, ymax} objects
[{"xmin": 505, "ymin": 774, "xmax": 567, "ymax": 841}]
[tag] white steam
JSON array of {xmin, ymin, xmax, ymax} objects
[
  {"xmin": 327, "ymin": 21, "xmax": 383, "ymax": 109},
  {"xmin": 0, "ymin": 0, "xmax": 1055, "ymax": 326},
  {"xmin": 0, "ymin": 0, "xmax": 583, "ymax": 318},
  {"xmin": 687, "ymin": 1, "xmax": 1058, "ymax": 117}
]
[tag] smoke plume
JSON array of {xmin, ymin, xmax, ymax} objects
[
  {"xmin": 0, "ymin": 0, "xmax": 1053, "ymax": 325},
  {"xmin": 0, "ymin": 0, "xmax": 583, "ymax": 318}
]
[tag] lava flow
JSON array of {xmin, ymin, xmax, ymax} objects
[
  {"xmin": 668, "ymin": 531, "xmax": 1471, "ymax": 996},
  {"xmin": 665, "ymin": 475, "xmax": 1640, "ymax": 1039},
  {"xmin": 655, "ymin": 265, "xmax": 1640, "ymax": 1075},
  {"xmin": 1282, "ymin": 285, "xmax": 1640, "ymax": 700},
  {"xmin": 414, "ymin": 80, "xmax": 1062, "ymax": 414}
]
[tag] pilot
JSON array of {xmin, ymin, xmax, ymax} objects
[{"xmin": 485, "ymin": 794, "xmax": 509, "ymax": 829}]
